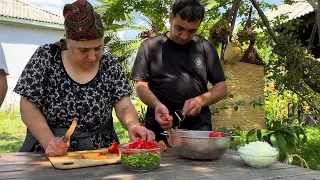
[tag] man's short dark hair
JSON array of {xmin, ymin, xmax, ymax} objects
[{"xmin": 172, "ymin": 0, "xmax": 205, "ymax": 22}]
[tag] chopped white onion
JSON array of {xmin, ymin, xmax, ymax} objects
[{"xmin": 238, "ymin": 141, "xmax": 278, "ymax": 167}]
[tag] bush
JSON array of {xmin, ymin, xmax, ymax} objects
[
  {"xmin": 264, "ymin": 85, "xmax": 299, "ymax": 121},
  {"xmin": 293, "ymin": 126, "xmax": 320, "ymax": 170}
]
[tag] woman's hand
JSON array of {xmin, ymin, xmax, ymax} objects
[
  {"xmin": 128, "ymin": 124, "xmax": 155, "ymax": 142},
  {"xmin": 45, "ymin": 137, "xmax": 69, "ymax": 157}
]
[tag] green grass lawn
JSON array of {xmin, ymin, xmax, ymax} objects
[{"xmin": 0, "ymin": 110, "xmax": 26, "ymax": 153}]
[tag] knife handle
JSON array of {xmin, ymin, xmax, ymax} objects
[{"xmin": 62, "ymin": 136, "xmax": 69, "ymax": 143}]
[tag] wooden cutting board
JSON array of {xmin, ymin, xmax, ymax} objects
[{"xmin": 47, "ymin": 148, "xmax": 121, "ymax": 170}]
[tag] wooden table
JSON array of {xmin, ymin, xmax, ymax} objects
[{"xmin": 1, "ymin": 149, "xmax": 319, "ymax": 180}]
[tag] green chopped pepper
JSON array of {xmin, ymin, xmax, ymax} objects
[{"xmin": 121, "ymin": 153, "xmax": 161, "ymax": 168}]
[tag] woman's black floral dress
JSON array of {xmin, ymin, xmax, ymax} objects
[{"xmin": 14, "ymin": 41, "xmax": 131, "ymax": 152}]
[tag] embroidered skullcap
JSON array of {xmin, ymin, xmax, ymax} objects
[{"xmin": 63, "ymin": 0, "xmax": 104, "ymax": 41}]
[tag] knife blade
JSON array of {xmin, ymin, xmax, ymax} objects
[{"xmin": 62, "ymin": 119, "xmax": 77, "ymax": 143}]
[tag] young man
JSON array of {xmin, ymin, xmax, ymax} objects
[
  {"xmin": 131, "ymin": 0, "xmax": 228, "ymax": 141},
  {"xmin": 0, "ymin": 55, "xmax": 8, "ymax": 108}
]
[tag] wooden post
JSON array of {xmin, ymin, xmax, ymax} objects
[
  {"xmin": 308, "ymin": 23, "xmax": 317, "ymax": 50},
  {"xmin": 288, "ymin": 103, "xmax": 294, "ymax": 117},
  {"xmin": 221, "ymin": 0, "xmax": 241, "ymax": 61},
  {"xmin": 229, "ymin": 0, "xmax": 241, "ymax": 41},
  {"xmin": 288, "ymin": 103, "xmax": 294, "ymax": 127},
  {"xmin": 249, "ymin": 0, "xmax": 278, "ymax": 43},
  {"xmin": 317, "ymin": 2, "xmax": 320, "ymax": 45},
  {"xmin": 220, "ymin": 42, "xmax": 226, "ymax": 61}
]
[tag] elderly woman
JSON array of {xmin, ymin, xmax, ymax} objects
[{"xmin": 14, "ymin": 0, "xmax": 154, "ymax": 157}]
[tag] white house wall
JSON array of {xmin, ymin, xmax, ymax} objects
[{"xmin": 0, "ymin": 23, "xmax": 64, "ymax": 109}]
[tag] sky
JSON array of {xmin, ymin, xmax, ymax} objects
[{"xmin": 21, "ymin": 0, "xmax": 283, "ymax": 40}]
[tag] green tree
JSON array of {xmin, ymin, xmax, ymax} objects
[
  {"xmin": 95, "ymin": 0, "xmax": 173, "ymax": 63},
  {"xmin": 95, "ymin": 0, "xmax": 228, "ymax": 62}
]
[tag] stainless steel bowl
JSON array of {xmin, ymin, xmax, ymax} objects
[{"xmin": 163, "ymin": 130, "xmax": 231, "ymax": 160}]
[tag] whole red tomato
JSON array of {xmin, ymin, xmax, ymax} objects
[{"xmin": 209, "ymin": 132, "xmax": 223, "ymax": 137}]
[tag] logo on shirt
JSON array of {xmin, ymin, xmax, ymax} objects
[{"xmin": 194, "ymin": 58, "xmax": 202, "ymax": 66}]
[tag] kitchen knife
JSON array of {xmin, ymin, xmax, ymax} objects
[{"xmin": 62, "ymin": 119, "xmax": 77, "ymax": 143}]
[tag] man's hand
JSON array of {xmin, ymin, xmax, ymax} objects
[
  {"xmin": 128, "ymin": 124, "xmax": 155, "ymax": 142},
  {"xmin": 45, "ymin": 137, "xmax": 69, "ymax": 157},
  {"xmin": 182, "ymin": 98, "xmax": 202, "ymax": 116},
  {"xmin": 155, "ymin": 103, "xmax": 172, "ymax": 129}
]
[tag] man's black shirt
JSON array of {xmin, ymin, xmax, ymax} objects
[{"xmin": 131, "ymin": 33, "xmax": 226, "ymax": 141}]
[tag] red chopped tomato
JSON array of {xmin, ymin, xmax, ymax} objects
[
  {"xmin": 128, "ymin": 139, "xmax": 158, "ymax": 149},
  {"xmin": 108, "ymin": 142, "xmax": 120, "ymax": 155}
]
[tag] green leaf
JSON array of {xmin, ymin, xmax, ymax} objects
[
  {"xmin": 279, "ymin": 128, "xmax": 298, "ymax": 139},
  {"xmin": 296, "ymin": 127, "xmax": 307, "ymax": 143},
  {"xmin": 263, "ymin": 130, "xmax": 275, "ymax": 135},
  {"xmin": 273, "ymin": 121, "xmax": 282, "ymax": 129},
  {"xmin": 202, "ymin": 0, "xmax": 219, "ymax": 9},
  {"xmin": 218, "ymin": 127, "xmax": 228, "ymax": 133},
  {"xmin": 302, "ymin": 135, "xmax": 307, "ymax": 144},
  {"xmin": 234, "ymin": 106, "xmax": 239, "ymax": 111},
  {"xmin": 270, "ymin": 134, "xmax": 278, "ymax": 147},
  {"xmin": 285, "ymin": 143, "xmax": 296, "ymax": 154},
  {"xmin": 257, "ymin": 129, "xmax": 262, "ymax": 141},
  {"xmin": 246, "ymin": 129, "xmax": 256, "ymax": 143},
  {"xmin": 264, "ymin": 133, "xmax": 273, "ymax": 144},
  {"xmin": 285, "ymin": 133, "xmax": 295, "ymax": 144},
  {"xmin": 301, "ymin": 131, "xmax": 308, "ymax": 144},
  {"xmin": 263, "ymin": 135, "xmax": 268, "ymax": 142},
  {"xmin": 295, "ymin": 127, "xmax": 301, "ymax": 140},
  {"xmin": 275, "ymin": 133, "xmax": 287, "ymax": 148}
]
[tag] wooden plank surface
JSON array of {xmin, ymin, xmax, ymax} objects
[{"xmin": 0, "ymin": 149, "xmax": 319, "ymax": 180}]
